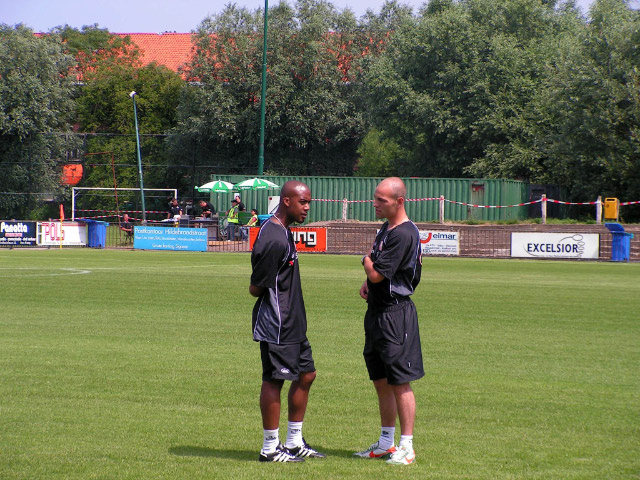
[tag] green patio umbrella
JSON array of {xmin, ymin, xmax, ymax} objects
[
  {"xmin": 233, "ymin": 178, "xmax": 280, "ymax": 190},
  {"xmin": 195, "ymin": 180, "xmax": 235, "ymax": 193}
]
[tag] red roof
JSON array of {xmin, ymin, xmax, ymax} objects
[{"xmin": 115, "ymin": 33, "xmax": 195, "ymax": 73}]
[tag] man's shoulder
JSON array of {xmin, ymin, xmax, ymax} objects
[
  {"xmin": 256, "ymin": 221, "xmax": 286, "ymax": 242},
  {"xmin": 385, "ymin": 220, "xmax": 418, "ymax": 243}
]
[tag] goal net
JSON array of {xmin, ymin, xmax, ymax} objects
[{"xmin": 72, "ymin": 187, "xmax": 178, "ymax": 224}]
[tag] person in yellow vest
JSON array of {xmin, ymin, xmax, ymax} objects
[{"xmin": 227, "ymin": 197, "xmax": 240, "ymax": 240}]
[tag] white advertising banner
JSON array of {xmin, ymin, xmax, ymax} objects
[
  {"xmin": 37, "ymin": 222, "xmax": 87, "ymax": 246},
  {"xmin": 419, "ymin": 230, "xmax": 460, "ymax": 256},
  {"xmin": 511, "ymin": 232, "xmax": 599, "ymax": 259}
]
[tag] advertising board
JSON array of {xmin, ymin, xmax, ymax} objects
[
  {"xmin": 37, "ymin": 222, "xmax": 87, "ymax": 246},
  {"xmin": 419, "ymin": 230, "xmax": 459, "ymax": 256},
  {"xmin": 511, "ymin": 232, "xmax": 599, "ymax": 259},
  {"xmin": 133, "ymin": 226, "xmax": 207, "ymax": 252},
  {"xmin": 0, "ymin": 221, "xmax": 37, "ymax": 246},
  {"xmin": 249, "ymin": 226, "xmax": 327, "ymax": 252}
]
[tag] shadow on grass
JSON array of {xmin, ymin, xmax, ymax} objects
[{"xmin": 169, "ymin": 445, "xmax": 354, "ymax": 461}]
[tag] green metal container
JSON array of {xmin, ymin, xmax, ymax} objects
[{"xmin": 207, "ymin": 175, "xmax": 531, "ymax": 223}]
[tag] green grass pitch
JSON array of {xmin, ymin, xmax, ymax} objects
[{"xmin": 0, "ymin": 249, "xmax": 638, "ymax": 479}]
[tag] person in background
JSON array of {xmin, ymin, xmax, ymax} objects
[
  {"xmin": 120, "ymin": 213, "xmax": 133, "ymax": 239},
  {"xmin": 167, "ymin": 198, "xmax": 182, "ymax": 219},
  {"xmin": 354, "ymin": 177, "xmax": 424, "ymax": 466},
  {"xmin": 227, "ymin": 197, "xmax": 240, "ymax": 240},
  {"xmin": 234, "ymin": 194, "xmax": 246, "ymax": 212},
  {"xmin": 249, "ymin": 181, "xmax": 325, "ymax": 463},
  {"xmin": 241, "ymin": 208, "xmax": 259, "ymax": 242},
  {"xmin": 199, "ymin": 199, "xmax": 216, "ymax": 218},
  {"xmin": 247, "ymin": 208, "xmax": 259, "ymax": 227}
]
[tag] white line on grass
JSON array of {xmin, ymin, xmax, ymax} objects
[{"xmin": 0, "ymin": 267, "xmax": 92, "ymax": 277}]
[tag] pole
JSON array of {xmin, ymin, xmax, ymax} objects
[
  {"xmin": 59, "ymin": 204, "xmax": 64, "ymax": 249},
  {"xmin": 257, "ymin": 0, "xmax": 268, "ymax": 176},
  {"xmin": 596, "ymin": 196, "xmax": 602, "ymax": 224},
  {"xmin": 541, "ymin": 194, "xmax": 547, "ymax": 224},
  {"xmin": 130, "ymin": 92, "xmax": 147, "ymax": 223}
]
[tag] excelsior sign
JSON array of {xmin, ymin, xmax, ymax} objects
[{"xmin": 511, "ymin": 232, "xmax": 599, "ymax": 259}]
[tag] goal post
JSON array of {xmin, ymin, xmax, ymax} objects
[{"xmin": 71, "ymin": 187, "xmax": 178, "ymax": 222}]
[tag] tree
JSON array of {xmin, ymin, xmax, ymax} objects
[
  {"xmin": 0, "ymin": 25, "xmax": 77, "ymax": 219},
  {"xmin": 54, "ymin": 24, "xmax": 141, "ymax": 79},
  {"xmin": 366, "ymin": 0, "xmax": 568, "ymax": 178},
  {"xmin": 75, "ymin": 60, "xmax": 185, "ymax": 210},
  {"xmin": 176, "ymin": 0, "xmax": 395, "ymax": 176},
  {"xmin": 468, "ymin": 0, "xmax": 640, "ymax": 216},
  {"xmin": 354, "ymin": 128, "xmax": 405, "ymax": 176}
]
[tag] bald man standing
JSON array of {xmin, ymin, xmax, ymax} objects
[
  {"xmin": 249, "ymin": 181, "xmax": 325, "ymax": 463},
  {"xmin": 354, "ymin": 177, "xmax": 424, "ymax": 466}
]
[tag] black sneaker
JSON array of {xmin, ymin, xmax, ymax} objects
[
  {"xmin": 258, "ymin": 443, "xmax": 305, "ymax": 463},
  {"xmin": 287, "ymin": 438, "xmax": 326, "ymax": 458}
]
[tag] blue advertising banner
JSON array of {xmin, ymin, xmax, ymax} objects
[
  {"xmin": 133, "ymin": 226, "xmax": 207, "ymax": 252},
  {"xmin": 0, "ymin": 221, "xmax": 37, "ymax": 246}
]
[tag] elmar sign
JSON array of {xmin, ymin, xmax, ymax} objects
[
  {"xmin": 511, "ymin": 232, "xmax": 599, "ymax": 259},
  {"xmin": 419, "ymin": 230, "xmax": 459, "ymax": 256}
]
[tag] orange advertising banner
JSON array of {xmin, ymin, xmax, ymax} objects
[{"xmin": 249, "ymin": 226, "xmax": 327, "ymax": 252}]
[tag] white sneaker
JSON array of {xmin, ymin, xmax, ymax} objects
[
  {"xmin": 353, "ymin": 441, "xmax": 396, "ymax": 459},
  {"xmin": 386, "ymin": 445, "xmax": 416, "ymax": 465}
]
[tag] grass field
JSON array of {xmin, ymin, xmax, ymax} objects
[{"xmin": 1, "ymin": 249, "xmax": 638, "ymax": 479}]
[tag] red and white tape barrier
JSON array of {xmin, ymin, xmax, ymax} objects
[{"xmin": 444, "ymin": 199, "xmax": 543, "ymax": 208}]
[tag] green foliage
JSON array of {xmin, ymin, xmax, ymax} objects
[
  {"xmin": 367, "ymin": 0, "xmax": 567, "ymax": 177},
  {"xmin": 0, "ymin": 25, "xmax": 77, "ymax": 218},
  {"xmin": 55, "ymin": 23, "xmax": 141, "ymax": 76},
  {"xmin": 354, "ymin": 128, "xmax": 405, "ymax": 176},
  {"xmin": 176, "ymin": 0, "xmax": 408, "ymax": 175},
  {"xmin": 75, "ymin": 50, "xmax": 185, "ymax": 203}
]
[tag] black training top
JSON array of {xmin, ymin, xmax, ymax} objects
[
  {"xmin": 367, "ymin": 220, "xmax": 422, "ymax": 309},
  {"xmin": 251, "ymin": 220, "xmax": 307, "ymax": 344},
  {"xmin": 201, "ymin": 201, "xmax": 216, "ymax": 215}
]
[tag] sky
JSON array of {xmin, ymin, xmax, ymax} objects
[{"xmin": 2, "ymin": 0, "xmax": 604, "ymax": 34}]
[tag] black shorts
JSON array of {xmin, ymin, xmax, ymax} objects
[
  {"xmin": 260, "ymin": 339, "xmax": 315, "ymax": 382},
  {"xmin": 363, "ymin": 300, "xmax": 424, "ymax": 385}
]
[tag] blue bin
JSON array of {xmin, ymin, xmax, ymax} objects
[
  {"xmin": 605, "ymin": 223, "xmax": 634, "ymax": 262},
  {"xmin": 83, "ymin": 219, "xmax": 108, "ymax": 249}
]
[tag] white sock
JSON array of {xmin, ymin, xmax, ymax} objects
[
  {"xmin": 262, "ymin": 429, "xmax": 279, "ymax": 454},
  {"xmin": 399, "ymin": 434, "xmax": 413, "ymax": 450},
  {"xmin": 378, "ymin": 426, "xmax": 395, "ymax": 451},
  {"xmin": 285, "ymin": 421, "xmax": 303, "ymax": 449}
]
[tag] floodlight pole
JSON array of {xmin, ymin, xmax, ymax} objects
[
  {"xmin": 130, "ymin": 91, "xmax": 147, "ymax": 223},
  {"xmin": 257, "ymin": 0, "xmax": 268, "ymax": 176}
]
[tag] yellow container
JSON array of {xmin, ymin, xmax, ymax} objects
[{"xmin": 604, "ymin": 198, "xmax": 619, "ymax": 220}]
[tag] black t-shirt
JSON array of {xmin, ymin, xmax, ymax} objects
[
  {"xmin": 200, "ymin": 201, "xmax": 216, "ymax": 215},
  {"xmin": 168, "ymin": 204, "xmax": 181, "ymax": 216},
  {"xmin": 251, "ymin": 220, "xmax": 307, "ymax": 344},
  {"xmin": 367, "ymin": 221, "xmax": 422, "ymax": 309}
]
